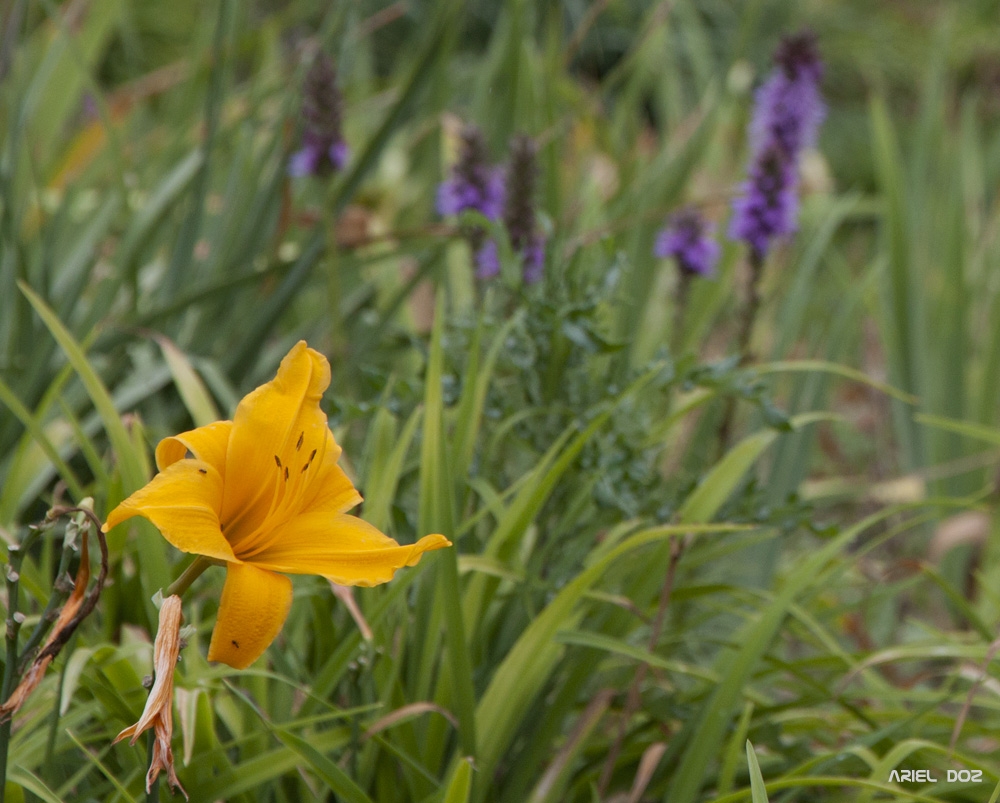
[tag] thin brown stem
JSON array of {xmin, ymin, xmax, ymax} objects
[{"xmin": 597, "ymin": 536, "xmax": 686, "ymax": 797}]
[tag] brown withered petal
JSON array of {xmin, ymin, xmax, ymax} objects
[
  {"xmin": 114, "ymin": 595, "xmax": 187, "ymax": 799},
  {"xmin": 0, "ymin": 523, "xmax": 97, "ymax": 723}
]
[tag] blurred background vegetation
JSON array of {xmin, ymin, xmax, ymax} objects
[{"xmin": 5, "ymin": 0, "xmax": 1000, "ymax": 801}]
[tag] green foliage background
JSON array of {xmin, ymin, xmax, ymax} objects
[{"xmin": 4, "ymin": 0, "xmax": 1000, "ymax": 801}]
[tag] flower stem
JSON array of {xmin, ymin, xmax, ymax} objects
[
  {"xmin": 672, "ymin": 270, "xmax": 692, "ymax": 356},
  {"xmin": 735, "ymin": 251, "xmax": 765, "ymax": 366},
  {"xmin": 597, "ymin": 535, "xmax": 685, "ymax": 795},
  {"xmin": 717, "ymin": 251, "xmax": 765, "ymax": 455},
  {"xmin": 165, "ymin": 556, "xmax": 214, "ymax": 598},
  {"xmin": 0, "ymin": 540, "xmax": 27, "ymax": 803}
]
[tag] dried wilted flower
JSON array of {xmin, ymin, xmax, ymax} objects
[
  {"xmin": 114, "ymin": 595, "xmax": 187, "ymax": 799},
  {"xmin": 503, "ymin": 134, "xmax": 546, "ymax": 284},
  {"xmin": 0, "ymin": 505, "xmax": 108, "ymax": 723},
  {"xmin": 729, "ymin": 31, "xmax": 825, "ymax": 260},
  {"xmin": 289, "ymin": 54, "xmax": 348, "ymax": 177}
]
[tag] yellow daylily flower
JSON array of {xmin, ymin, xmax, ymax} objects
[{"xmin": 103, "ymin": 341, "xmax": 451, "ymax": 669}]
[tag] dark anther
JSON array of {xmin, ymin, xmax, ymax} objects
[
  {"xmin": 284, "ymin": 467, "xmax": 290, "ymax": 481},
  {"xmin": 198, "ymin": 468, "xmax": 207, "ymax": 475},
  {"xmin": 309, "ymin": 449, "xmax": 317, "ymax": 463},
  {"xmin": 296, "ymin": 432, "xmax": 304, "ymax": 451},
  {"xmin": 231, "ymin": 640, "xmax": 239, "ymax": 648},
  {"xmin": 274, "ymin": 455, "xmax": 282, "ymax": 468}
]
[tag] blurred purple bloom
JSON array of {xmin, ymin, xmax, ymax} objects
[
  {"xmin": 474, "ymin": 240, "xmax": 501, "ymax": 280},
  {"xmin": 730, "ymin": 31, "xmax": 825, "ymax": 260},
  {"xmin": 437, "ymin": 168, "xmax": 505, "ymax": 219},
  {"xmin": 655, "ymin": 209, "xmax": 720, "ymax": 278},
  {"xmin": 289, "ymin": 55, "xmax": 348, "ymax": 178},
  {"xmin": 438, "ymin": 125, "xmax": 505, "ymax": 220}
]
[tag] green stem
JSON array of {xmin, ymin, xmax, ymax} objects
[
  {"xmin": 735, "ymin": 251, "xmax": 765, "ymax": 366},
  {"xmin": 672, "ymin": 270, "xmax": 692, "ymax": 356},
  {"xmin": 0, "ymin": 541, "xmax": 26, "ymax": 803},
  {"xmin": 717, "ymin": 251, "xmax": 766, "ymax": 455},
  {"xmin": 165, "ymin": 556, "xmax": 214, "ymax": 598}
]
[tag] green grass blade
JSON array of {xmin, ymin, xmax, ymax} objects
[
  {"xmin": 746, "ymin": 741, "xmax": 770, "ymax": 803},
  {"xmin": 677, "ymin": 413, "xmax": 835, "ymax": 524},
  {"xmin": 18, "ymin": 281, "xmax": 145, "ymax": 494},
  {"xmin": 419, "ymin": 289, "xmax": 476, "ymax": 760},
  {"xmin": 156, "ymin": 337, "xmax": 221, "ymax": 428},
  {"xmin": 666, "ymin": 504, "xmax": 933, "ymax": 803},
  {"xmin": 442, "ymin": 758, "xmax": 473, "ymax": 803}
]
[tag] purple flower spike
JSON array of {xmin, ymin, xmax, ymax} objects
[
  {"xmin": 437, "ymin": 125, "xmax": 505, "ymax": 220},
  {"xmin": 730, "ymin": 146, "xmax": 799, "ymax": 258},
  {"xmin": 730, "ymin": 31, "xmax": 825, "ymax": 260},
  {"xmin": 289, "ymin": 54, "xmax": 348, "ymax": 178},
  {"xmin": 655, "ymin": 209, "xmax": 720, "ymax": 278}
]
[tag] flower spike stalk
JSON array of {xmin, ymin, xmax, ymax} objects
[
  {"xmin": 719, "ymin": 32, "xmax": 825, "ymax": 452},
  {"xmin": 729, "ymin": 30, "xmax": 824, "ymax": 356},
  {"xmin": 104, "ymin": 342, "xmax": 450, "ymax": 670}
]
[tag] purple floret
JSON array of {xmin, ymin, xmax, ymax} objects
[
  {"xmin": 474, "ymin": 240, "xmax": 501, "ymax": 280},
  {"xmin": 729, "ymin": 146, "xmax": 799, "ymax": 258},
  {"xmin": 730, "ymin": 31, "xmax": 825, "ymax": 260},
  {"xmin": 329, "ymin": 140, "xmax": 349, "ymax": 171},
  {"xmin": 655, "ymin": 209, "xmax": 720, "ymax": 278},
  {"xmin": 437, "ymin": 167, "xmax": 505, "ymax": 220},
  {"xmin": 288, "ymin": 142, "xmax": 321, "ymax": 178},
  {"xmin": 438, "ymin": 126, "xmax": 505, "ymax": 221}
]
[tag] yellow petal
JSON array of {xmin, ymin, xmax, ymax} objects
[
  {"xmin": 155, "ymin": 421, "xmax": 233, "ymax": 476},
  {"xmin": 102, "ymin": 460, "xmax": 237, "ymax": 563},
  {"xmin": 246, "ymin": 513, "xmax": 451, "ymax": 587},
  {"xmin": 221, "ymin": 342, "xmax": 333, "ymax": 547},
  {"xmin": 300, "ymin": 432, "xmax": 363, "ymax": 515},
  {"xmin": 207, "ymin": 563, "xmax": 292, "ymax": 669}
]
